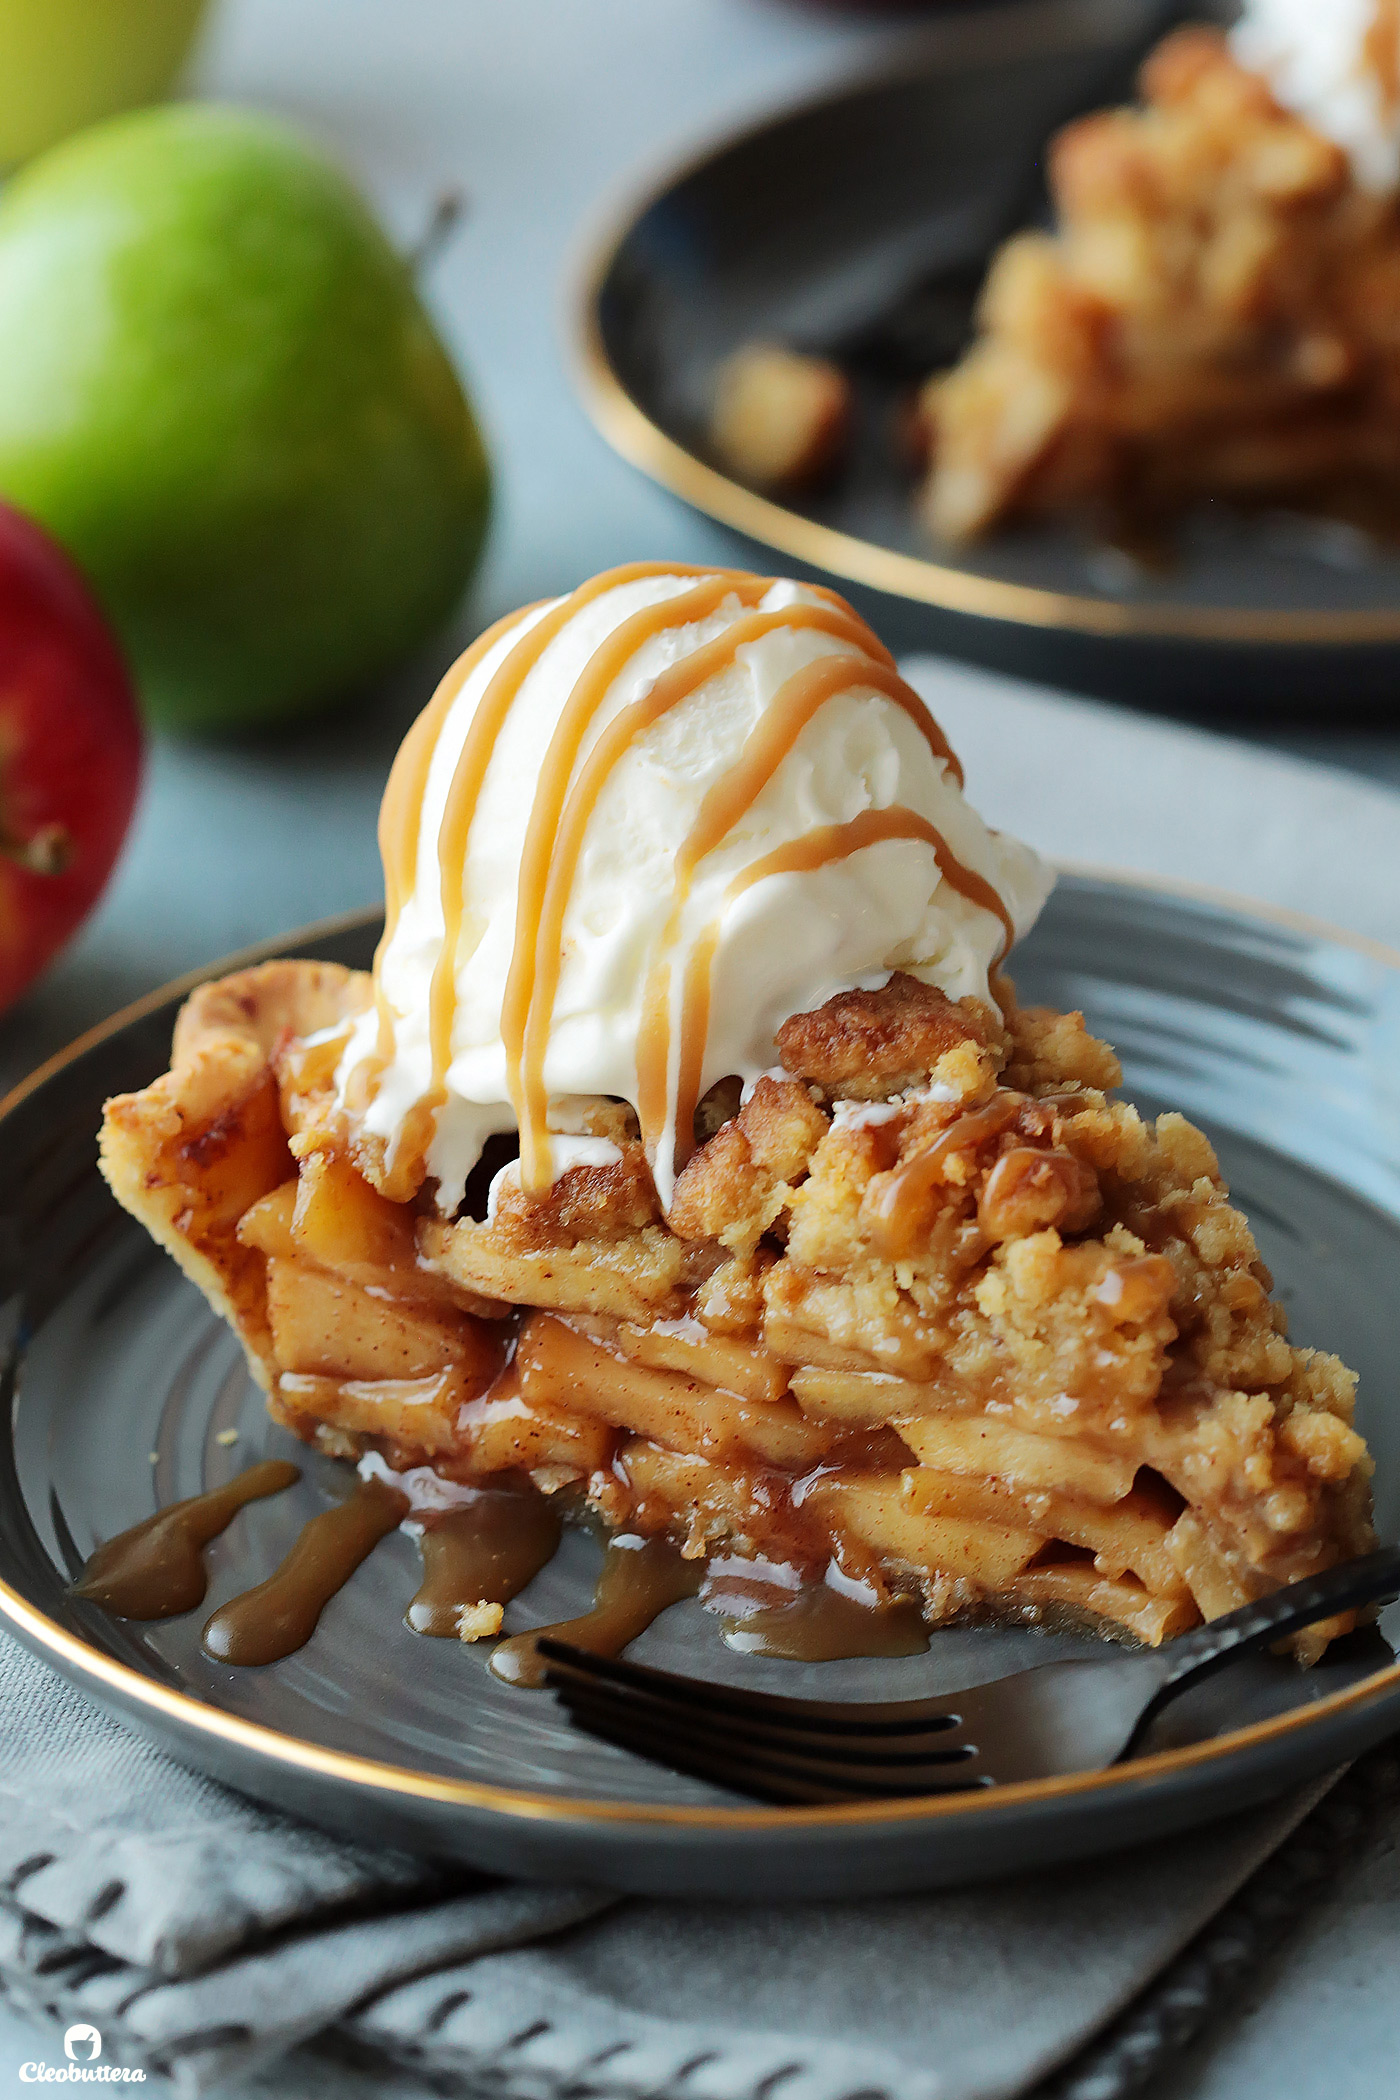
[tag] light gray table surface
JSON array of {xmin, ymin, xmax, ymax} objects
[{"xmin": 1, "ymin": 2, "xmax": 1398, "ymax": 2093}]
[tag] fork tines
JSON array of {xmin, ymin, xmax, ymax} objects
[{"xmin": 537, "ymin": 1638, "xmax": 987, "ymax": 1807}]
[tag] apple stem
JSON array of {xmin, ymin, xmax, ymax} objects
[
  {"xmin": 410, "ymin": 188, "xmax": 467, "ymax": 276},
  {"xmin": 0, "ymin": 821, "xmax": 72, "ymax": 876}
]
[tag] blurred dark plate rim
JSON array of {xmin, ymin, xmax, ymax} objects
[
  {"xmin": 3, "ymin": 877, "xmax": 1399, "ymax": 1835},
  {"xmin": 568, "ymin": 0, "xmax": 1400, "ymax": 648}
]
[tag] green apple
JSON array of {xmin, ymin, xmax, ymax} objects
[
  {"xmin": 0, "ymin": 104, "xmax": 491, "ymax": 733},
  {"xmin": 0, "ymin": 0, "xmax": 209, "ymax": 167}
]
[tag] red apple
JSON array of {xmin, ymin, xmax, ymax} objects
[{"xmin": 0, "ymin": 502, "xmax": 142, "ymax": 1016}]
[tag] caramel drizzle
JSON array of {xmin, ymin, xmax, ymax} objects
[
  {"xmin": 1365, "ymin": 0, "xmax": 1400, "ymax": 117},
  {"xmin": 669, "ymin": 925, "xmax": 721, "ymax": 1178},
  {"xmin": 428, "ymin": 570, "xmax": 716, "ymax": 1095},
  {"xmin": 635, "ymin": 653, "xmax": 985, "ymax": 1171},
  {"xmin": 375, "ymin": 562, "xmax": 750, "ymax": 1194},
  {"xmin": 368, "ymin": 607, "xmax": 542, "ymax": 1078},
  {"xmin": 667, "ymin": 805, "xmax": 1013, "ymax": 1171},
  {"xmin": 506, "ymin": 598, "xmax": 886, "ymax": 1185},
  {"xmin": 863, "ymin": 1092, "xmax": 1025, "ymax": 1258},
  {"xmin": 501, "ymin": 576, "xmax": 769, "ymax": 1181},
  {"xmin": 682, "ymin": 656, "xmax": 960, "ymax": 874}
]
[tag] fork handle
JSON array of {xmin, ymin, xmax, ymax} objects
[{"xmin": 1138, "ymin": 1544, "xmax": 1400, "ymax": 1730}]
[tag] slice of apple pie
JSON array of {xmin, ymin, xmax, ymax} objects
[
  {"xmin": 920, "ymin": 11, "xmax": 1400, "ymax": 545},
  {"xmin": 100, "ymin": 563, "xmax": 1374, "ymax": 1662}
]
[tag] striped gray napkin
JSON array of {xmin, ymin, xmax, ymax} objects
[{"xmin": 0, "ymin": 1629, "xmax": 1335, "ymax": 2100}]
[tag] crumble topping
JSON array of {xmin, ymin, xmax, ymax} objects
[{"xmin": 776, "ymin": 970, "xmax": 1004, "ymax": 1100}]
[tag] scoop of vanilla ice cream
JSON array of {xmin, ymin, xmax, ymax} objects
[
  {"xmin": 1232, "ymin": 0, "xmax": 1400, "ymax": 192},
  {"xmin": 341, "ymin": 568, "xmax": 1052, "ymax": 1212}
]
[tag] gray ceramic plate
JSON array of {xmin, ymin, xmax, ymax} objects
[
  {"xmin": 2, "ymin": 875, "xmax": 1399, "ymax": 1899},
  {"xmin": 573, "ymin": 0, "xmax": 1400, "ymax": 707}
]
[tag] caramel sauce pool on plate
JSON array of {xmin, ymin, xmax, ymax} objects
[
  {"xmin": 492, "ymin": 1532, "xmax": 704, "ymax": 1688},
  {"xmin": 202, "ymin": 1476, "xmax": 409, "ymax": 1666},
  {"xmin": 70, "ymin": 1460, "xmax": 302, "ymax": 1620},
  {"xmin": 407, "ymin": 1482, "xmax": 561, "ymax": 1636},
  {"xmin": 74, "ymin": 1464, "xmax": 937, "ymax": 1681}
]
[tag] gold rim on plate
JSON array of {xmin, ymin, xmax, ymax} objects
[
  {"xmin": 567, "ymin": 12, "xmax": 1400, "ymax": 649},
  {"xmin": 2, "ymin": 879, "xmax": 1398, "ymax": 1836}
]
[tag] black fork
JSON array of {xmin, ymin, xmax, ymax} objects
[{"xmin": 539, "ymin": 1548, "xmax": 1400, "ymax": 1805}]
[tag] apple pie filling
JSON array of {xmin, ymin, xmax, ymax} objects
[{"xmin": 99, "ymin": 953, "xmax": 1374, "ymax": 1666}]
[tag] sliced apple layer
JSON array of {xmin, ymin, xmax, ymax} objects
[{"xmin": 100, "ymin": 960, "xmax": 1375, "ymax": 1660}]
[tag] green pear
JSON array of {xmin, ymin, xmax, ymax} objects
[{"xmin": 0, "ymin": 104, "xmax": 491, "ymax": 732}]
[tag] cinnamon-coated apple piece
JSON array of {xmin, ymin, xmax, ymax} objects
[
  {"xmin": 709, "ymin": 343, "xmax": 852, "ymax": 491},
  {"xmin": 263, "ymin": 1254, "xmax": 497, "ymax": 1384}
]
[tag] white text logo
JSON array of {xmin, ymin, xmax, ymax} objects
[{"xmin": 19, "ymin": 2023, "xmax": 146, "ymax": 2082}]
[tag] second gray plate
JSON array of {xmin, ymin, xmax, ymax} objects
[
  {"xmin": 1, "ymin": 874, "xmax": 1398, "ymax": 1897},
  {"xmin": 574, "ymin": 0, "xmax": 1400, "ymax": 706}
]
